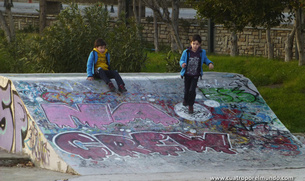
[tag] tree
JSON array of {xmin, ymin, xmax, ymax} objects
[
  {"xmin": 171, "ymin": 0, "xmax": 179, "ymax": 51},
  {"xmin": 152, "ymin": 9, "xmax": 159, "ymax": 52},
  {"xmin": 0, "ymin": 0, "xmax": 15, "ymax": 42},
  {"xmin": 132, "ymin": 0, "xmax": 143, "ymax": 39},
  {"xmin": 143, "ymin": 0, "xmax": 183, "ymax": 53},
  {"xmin": 132, "ymin": 0, "xmax": 142, "ymax": 25},
  {"xmin": 188, "ymin": 0, "xmax": 289, "ymax": 57},
  {"xmin": 288, "ymin": 0, "xmax": 305, "ymax": 66},
  {"xmin": 246, "ymin": 0, "xmax": 290, "ymax": 59},
  {"xmin": 285, "ymin": 25, "xmax": 295, "ymax": 62},
  {"xmin": 188, "ymin": 0, "xmax": 252, "ymax": 56},
  {"xmin": 117, "ymin": 0, "xmax": 125, "ymax": 18},
  {"xmin": 294, "ymin": 7, "xmax": 305, "ymax": 65}
]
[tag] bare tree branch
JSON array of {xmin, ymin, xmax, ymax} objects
[{"xmin": 143, "ymin": 0, "xmax": 183, "ymax": 53}]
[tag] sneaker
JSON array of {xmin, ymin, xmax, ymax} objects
[
  {"xmin": 108, "ymin": 82, "xmax": 115, "ymax": 92},
  {"xmin": 119, "ymin": 84, "xmax": 127, "ymax": 93},
  {"xmin": 188, "ymin": 105, "xmax": 194, "ymax": 114}
]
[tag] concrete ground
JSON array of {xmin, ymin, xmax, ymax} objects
[
  {"xmin": 1, "ymin": 157, "xmax": 305, "ymax": 181},
  {"xmin": 2, "ymin": 133, "xmax": 305, "ymax": 181}
]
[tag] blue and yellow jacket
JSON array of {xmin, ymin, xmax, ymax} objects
[{"xmin": 86, "ymin": 50, "xmax": 110, "ymax": 77}]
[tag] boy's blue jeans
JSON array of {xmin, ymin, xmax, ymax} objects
[
  {"xmin": 95, "ymin": 68, "xmax": 125, "ymax": 86},
  {"xmin": 184, "ymin": 75, "xmax": 199, "ymax": 106}
]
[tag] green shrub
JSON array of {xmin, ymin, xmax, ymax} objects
[
  {"xmin": 29, "ymin": 3, "xmax": 146, "ymax": 73},
  {"xmin": 0, "ymin": 48, "xmax": 11, "ymax": 73},
  {"xmin": 0, "ymin": 32, "xmax": 35, "ymax": 73},
  {"xmin": 165, "ymin": 50, "xmax": 181, "ymax": 72},
  {"xmin": 28, "ymin": 3, "xmax": 109, "ymax": 73},
  {"xmin": 106, "ymin": 16, "xmax": 147, "ymax": 72},
  {"xmin": 0, "ymin": 31, "xmax": 11, "ymax": 72}
]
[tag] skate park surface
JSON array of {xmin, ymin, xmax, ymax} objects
[{"xmin": 0, "ymin": 72, "xmax": 305, "ymax": 180}]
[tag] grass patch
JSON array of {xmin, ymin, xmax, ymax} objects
[
  {"xmin": 258, "ymin": 87, "xmax": 305, "ymax": 132},
  {"xmin": 143, "ymin": 51, "xmax": 168, "ymax": 72},
  {"xmin": 144, "ymin": 52, "xmax": 305, "ymax": 133}
]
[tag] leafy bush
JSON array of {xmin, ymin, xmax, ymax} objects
[
  {"xmin": 0, "ymin": 48, "xmax": 11, "ymax": 73},
  {"xmin": 29, "ymin": 3, "xmax": 147, "ymax": 73},
  {"xmin": 29, "ymin": 3, "xmax": 109, "ymax": 73},
  {"xmin": 165, "ymin": 50, "xmax": 181, "ymax": 72},
  {"xmin": 0, "ymin": 32, "xmax": 35, "ymax": 73},
  {"xmin": 107, "ymin": 16, "xmax": 147, "ymax": 72}
]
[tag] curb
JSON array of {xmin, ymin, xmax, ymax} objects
[{"xmin": 0, "ymin": 149, "xmax": 32, "ymax": 167}]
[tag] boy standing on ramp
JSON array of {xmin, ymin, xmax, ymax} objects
[{"xmin": 180, "ymin": 34, "xmax": 214, "ymax": 114}]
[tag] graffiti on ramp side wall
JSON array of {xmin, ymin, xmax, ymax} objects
[{"xmin": 0, "ymin": 80, "xmax": 28, "ymax": 153}]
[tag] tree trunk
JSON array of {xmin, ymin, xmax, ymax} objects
[
  {"xmin": 6, "ymin": 4, "xmax": 15, "ymax": 42},
  {"xmin": 266, "ymin": 28, "xmax": 274, "ymax": 59},
  {"xmin": 285, "ymin": 26, "xmax": 296, "ymax": 62},
  {"xmin": 230, "ymin": 31, "xmax": 238, "ymax": 56},
  {"xmin": 0, "ymin": 11, "xmax": 12, "ymax": 42},
  {"xmin": 167, "ymin": 23, "xmax": 183, "ymax": 53},
  {"xmin": 138, "ymin": 0, "xmax": 142, "ymax": 23},
  {"xmin": 143, "ymin": 0, "xmax": 183, "ymax": 53},
  {"xmin": 118, "ymin": 0, "xmax": 124, "ymax": 17},
  {"xmin": 153, "ymin": 10, "xmax": 159, "ymax": 52},
  {"xmin": 133, "ymin": 0, "xmax": 142, "ymax": 39},
  {"xmin": 39, "ymin": 0, "xmax": 47, "ymax": 33},
  {"xmin": 133, "ymin": 0, "xmax": 142, "ymax": 24},
  {"xmin": 133, "ymin": 0, "xmax": 138, "ymax": 22},
  {"xmin": 0, "ymin": 1, "xmax": 14, "ymax": 42},
  {"xmin": 295, "ymin": 8, "xmax": 305, "ymax": 66},
  {"xmin": 171, "ymin": 0, "xmax": 179, "ymax": 52}
]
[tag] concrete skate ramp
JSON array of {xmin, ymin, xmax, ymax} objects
[{"xmin": 0, "ymin": 72, "xmax": 304, "ymax": 175}]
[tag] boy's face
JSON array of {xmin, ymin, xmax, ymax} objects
[
  {"xmin": 190, "ymin": 40, "xmax": 200, "ymax": 52},
  {"xmin": 96, "ymin": 45, "xmax": 106, "ymax": 54}
]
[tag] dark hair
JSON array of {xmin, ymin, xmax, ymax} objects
[
  {"xmin": 94, "ymin": 38, "xmax": 106, "ymax": 48},
  {"xmin": 191, "ymin": 34, "xmax": 202, "ymax": 44}
]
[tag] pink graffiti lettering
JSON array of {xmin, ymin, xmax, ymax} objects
[
  {"xmin": 42, "ymin": 103, "xmax": 179, "ymax": 128},
  {"xmin": 41, "ymin": 104, "xmax": 113, "ymax": 128},
  {"xmin": 95, "ymin": 134, "xmax": 150, "ymax": 157},
  {"xmin": 54, "ymin": 132, "xmax": 112, "ymax": 160},
  {"xmin": 54, "ymin": 131, "xmax": 236, "ymax": 161},
  {"xmin": 169, "ymin": 133, "xmax": 236, "ymax": 154},
  {"xmin": 131, "ymin": 132, "xmax": 183, "ymax": 156},
  {"xmin": 112, "ymin": 103, "xmax": 179, "ymax": 126}
]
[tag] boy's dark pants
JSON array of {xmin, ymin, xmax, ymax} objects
[
  {"xmin": 184, "ymin": 75, "xmax": 199, "ymax": 106},
  {"xmin": 95, "ymin": 68, "xmax": 125, "ymax": 86}
]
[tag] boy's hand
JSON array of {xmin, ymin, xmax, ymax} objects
[
  {"xmin": 87, "ymin": 77, "xmax": 94, "ymax": 81},
  {"xmin": 182, "ymin": 63, "xmax": 186, "ymax": 68},
  {"xmin": 209, "ymin": 63, "xmax": 214, "ymax": 70}
]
